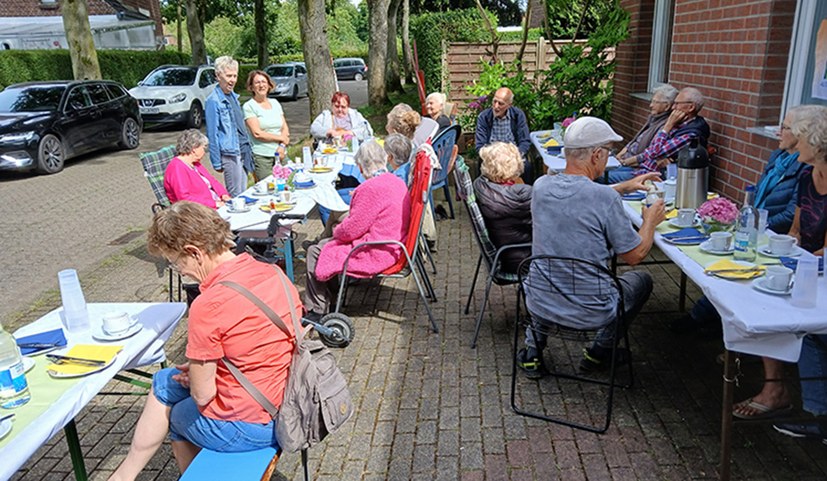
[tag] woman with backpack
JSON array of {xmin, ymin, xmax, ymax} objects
[{"xmin": 108, "ymin": 201, "xmax": 300, "ymax": 480}]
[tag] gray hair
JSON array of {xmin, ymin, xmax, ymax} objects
[
  {"xmin": 479, "ymin": 142, "xmax": 523, "ymax": 183},
  {"xmin": 680, "ymin": 87, "xmax": 705, "ymax": 112},
  {"xmin": 426, "ymin": 92, "xmax": 446, "ymax": 106},
  {"xmin": 354, "ymin": 140, "xmax": 388, "ymax": 177},
  {"xmin": 384, "ymin": 133, "xmax": 413, "ymax": 170},
  {"xmin": 176, "ymin": 129, "xmax": 208, "ymax": 156},
  {"xmin": 564, "ymin": 146, "xmax": 598, "ymax": 165},
  {"xmin": 214, "ymin": 56, "xmax": 238, "ymax": 76},
  {"xmin": 790, "ymin": 105, "xmax": 827, "ymax": 162},
  {"xmin": 653, "ymin": 84, "xmax": 678, "ymax": 104}
]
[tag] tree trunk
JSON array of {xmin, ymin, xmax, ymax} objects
[
  {"xmin": 60, "ymin": 0, "xmax": 101, "ymax": 80},
  {"xmin": 176, "ymin": 0, "xmax": 182, "ymax": 53},
  {"xmin": 385, "ymin": 0, "xmax": 403, "ymax": 93},
  {"xmin": 185, "ymin": 0, "xmax": 206, "ymax": 65},
  {"xmin": 401, "ymin": 0, "xmax": 413, "ymax": 84},
  {"xmin": 367, "ymin": 0, "xmax": 391, "ymax": 106},
  {"xmin": 298, "ymin": 0, "xmax": 337, "ymax": 121},
  {"xmin": 255, "ymin": 0, "xmax": 268, "ymax": 68}
]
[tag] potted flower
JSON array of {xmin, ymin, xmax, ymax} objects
[{"xmin": 696, "ymin": 197, "xmax": 739, "ymax": 233}]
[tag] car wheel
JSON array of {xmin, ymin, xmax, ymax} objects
[
  {"xmin": 290, "ymin": 85, "xmax": 298, "ymax": 101},
  {"xmin": 187, "ymin": 102, "xmax": 203, "ymax": 129},
  {"xmin": 36, "ymin": 134, "xmax": 65, "ymax": 174},
  {"xmin": 354, "ymin": 73, "xmax": 363, "ymax": 81},
  {"xmin": 119, "ymin": 117, "xmax": 140, "ymax": 149}
]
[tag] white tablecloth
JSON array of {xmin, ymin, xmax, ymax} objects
[
  {"xmin": 2, "ymin": 302, "xmax": 186, "ymax": 481},
  {"xmin": 623, "ymin": 203, "xmax": 827, "ymax": 362},
  {"xmin": 530, "ymin": 130, "xmax": 621, "ymax": 172}
]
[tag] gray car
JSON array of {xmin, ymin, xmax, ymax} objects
[{"xmin": 265, "ymin": 63, "xmax": 308, "ymax": 101}]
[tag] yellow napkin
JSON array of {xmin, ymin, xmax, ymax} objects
[
  {"xmin": 375, "ymin": 138, "xmax": 384, "ymax": 147},
  {"xmin": 704, "ymin": 259, "xmax": 766, "ymax": 279},
  {"xmin": 47, "ymin": 344, "xmax": 122, "ymax": 376},
  {"xmin": 542, "ymin": 138, "xmax": 560, "ymax": 147},
  {"xmin": 707, "ymin": 192, "xmax": 719, "ymax": 200},
  {"xmin": 665, "ymin": 209, "xmax": 677, "ymax": 219}
]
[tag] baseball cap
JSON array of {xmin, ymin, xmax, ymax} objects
[{"xmin": 563, "ymin": 116, "xmax": 623, "ymax": 149}]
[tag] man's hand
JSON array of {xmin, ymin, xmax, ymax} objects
[
  {"xmin": 614, "ymin": 172, "xmax": 661, "ymax": 194},
  {"xmin": 642, "ymin": 199, "xmax": 667, "ymax": 226},
  {"xmin": 172, "ymin": 362, "xmax": 191, "ymax": 388},
  {"xmin": 664, "ymin": 109, "xmax": 690, "ymax": 132}
]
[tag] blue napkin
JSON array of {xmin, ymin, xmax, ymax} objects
[
  {"xmin": 662, "ymin": 228, "xmax": 708, "ymax": 245},
  {"xmin": 16, "ymin": 328, "xmax": 67, "ymax": 355},
  {"xmin": 622, "ymin": 191, "xmax": 646, "ymax": 201},
  {"xmin": 780, "ymin": 256, "xmax": 824, "ymax": 275},
  {"xmin": 239, "ymin": 195, "xmax": 257, "ymax": 205},
  {"xmin": 294, "ymin": 180, "xmax": 315, "ymax": 189}
]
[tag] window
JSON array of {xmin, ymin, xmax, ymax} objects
[
  {"xmin": 66, "ymin": 87, "xmax": 91, "ymax": 110},
  {"xmin": 87, "ymin": 83, "xmax": 110, "ymax": 105},
  {"xmin": 648, "ymin": 0, "xmax": 674, "ymax": 92},
  {"xmin": 105, "ymin": 84, "xmax": 126, "ymax": 100},
  {"xmin": 782, "ymin": 0, "xmax": 827, "ymax": 115}
]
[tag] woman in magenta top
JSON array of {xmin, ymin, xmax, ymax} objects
[{"xmin": 164, "ymin": 129, "xmax": 231, "ymax": 209}]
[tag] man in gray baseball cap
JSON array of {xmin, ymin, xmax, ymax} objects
[{"xmin": 517, "ymin": 116, "xmax": 666, "ymax": 378}]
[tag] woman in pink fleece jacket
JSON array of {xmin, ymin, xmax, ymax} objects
[
  {"xmin": 164, "ymin": 129, "xmax": 231, "ymax": 209},
  {"xmin": 304, "ymin": 140, "xmax": 411, "ymax": 319}
]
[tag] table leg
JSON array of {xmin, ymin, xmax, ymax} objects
[
  {"xmin": 719, "ymin": 349, "xmax": 735, "ymax": 481},
  {"xmin": 679, "ymin": 272, "xmax": 688, "ymax": 312},
  {"xmin": 64, "ymin": 419, "xmax": 88, "ymax": 481}
]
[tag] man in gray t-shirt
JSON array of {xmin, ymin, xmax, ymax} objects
[{"xmin": 518, "ymin": 117, "xmax": 666, "ymax": 378}]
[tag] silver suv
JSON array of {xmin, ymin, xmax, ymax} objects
[
  {"xmin": 265, "ymin": 62, "xmax": 308, "ymax": 101},
  {"xmin": 129, "ymin": 65, "xmax": 216, "ymax": 129}
]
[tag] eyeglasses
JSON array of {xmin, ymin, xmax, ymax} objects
[
  {"xmin": 597, "ymin": 146, "xmax": 616, "ymax": 156},
  {"xmin": 780, "ymin": 125, "xmax": 792, "ymax": 131},
  {"xmin": 168, "ymin": 252, "xmax": 188, "ymax": 273},
  {"xmin": 651, "ymin": 99, "xmax": 670, "ymax": 104},
  {"xmin": 332, "ymin": 103, "xmax": 348, "ymax": 108}
]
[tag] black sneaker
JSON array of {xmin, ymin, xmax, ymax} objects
[
  {"xmin": 517, "ymin": 348, "xmax": 548, "ymax": 379},
  {"xmin": 579, "ymin": 346, "xmax": 631, "ymax": 373},
  {"xmin": 773, "ymin": 421, "xmax": 827, "ymax": 444}
]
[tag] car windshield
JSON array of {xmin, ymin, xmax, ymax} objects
[
  {"xmin": 268, "ymin": 66, "xmax": 294, "ymax": 77},
  {"xmin": 0, "ymin": 86, "xmax": 65, "ymax": 112},
  {"xmin": 142, "ymin": 68, "xmax": 197, "ymax": 86}
]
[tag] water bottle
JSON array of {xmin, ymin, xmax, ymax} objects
[
  {"xmin": 58, "ymin": 269, "xmax": 89, "ymax": 332},
  {"xmin": 791, "ymin": 252, "xmax": 819, "ymax": 308},
  {"xmin": 302, "ymin": 146, "xmax": 312, "ymax": 170},
  {"xmin": 272, "ymin": 152, "xmax": 280, "ymax": 176},
  {"xmin": 351, "ymin": 135, "xmax": 360, "ymax": 153},
  {"xmin": 733, "ymin": 185, "xmax": 758, "ymax": 262},
  {"xmin": 0, "ymin": 322, "xmax": 31, "ymax": 408}
]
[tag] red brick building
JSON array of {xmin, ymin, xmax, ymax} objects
[{"xmin": 610, "ymin": 0, "xmax": 822, "ymax": 201}]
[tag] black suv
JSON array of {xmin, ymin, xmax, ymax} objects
[
  {"xmin": 0, "ymin": 80, "xmax": 142, "ymax": 174},
  {"xmin": 333, "ymin": 58, "xmax": 368, "ymax": 81}
]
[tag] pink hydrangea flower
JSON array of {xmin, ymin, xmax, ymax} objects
[
  {"xmin": 562, "ymin": 116, "xmax": 576, "ymax": 128},
  {"xmin": 697, "ymin": 197, "xmax": 739, "ymax": 225}
]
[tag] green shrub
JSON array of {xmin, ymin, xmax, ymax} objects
[
  {"xmin": 410, "ymin": 8, "xmax": 495, "ymax": 93},
  {"xmin": 0, "ymin": 49, "xmax": 190, "ymax": 90}
]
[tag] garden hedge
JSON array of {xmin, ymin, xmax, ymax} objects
[
  {"xmin": 410, "ymin": 8, "xmax": 496, "ymax": 94},
  {"xmin": 0, "ymin": 49, "xmax": 190, "ymax": 90}
]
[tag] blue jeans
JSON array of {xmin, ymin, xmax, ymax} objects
[
  {"xmin": 221, "ymin": 154, "xmax": 247, "ymax": 197},
  {"xmin": 689, "ymin": 295, "xmax": 721, "ymax": 325},
  {"xmin": 152, "ymin": 368, "xmax": 278, "ymax": 452},
  {"xmin": 605, "ymin": 166, "xmax": 636, "ymax": 184},
  {"xmin": 798, "ymin": 334, "xmax": 827, "ymax": 416}
]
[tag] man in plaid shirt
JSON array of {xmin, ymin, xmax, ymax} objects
[
  {"xmin": 476, "ymin": 87, "xmax": 532, "ymax": 181},
  {"xmin": 606, "ymin": 87, "xmax": 710, "ymax": 184}
]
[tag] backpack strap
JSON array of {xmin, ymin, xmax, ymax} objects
[{"xmin": 218, "ymin": 270, "xmax": 303, "ymax": 419}]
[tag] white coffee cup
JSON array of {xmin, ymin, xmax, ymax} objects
[
  {"xmin": 102, "ymin": 311, "xmax": 133, "ymax": 335},
  {"xmin": 677, "ymin": 208, "xmax": 695, "ymax": 226},
  {"xmin": 765, "ymin": 265, "xmax": 794, "ymax": 291},
  {"xmin": 282, "ymin": 191, "xmax": 292, "ymax": 203},
  {"xmin": 231, "ymin": 198, "xmax": 245, "ymax": 211},
  {"xmin": 664, "ymin": 179, "xmax": 677, "ymax": 200},
  {"xmin": 709, "ymin": 231, "xmax": 732, "ymax": 251},
  {"xmin": 768, "ymin": 234, "xmax": 797, "ymax": 255}
]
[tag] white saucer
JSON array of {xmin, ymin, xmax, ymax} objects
[
  {"xmin": 669, "ymin": 218, "xmax": 700, "ymax": 228},
  {"xmin": 227, "ymin": 205, "xmax": 251, "ymax": 214},
  {"xmin": 758, "ymin": 245, "xmax": 801, "ymax": 258},
  {"xmin": 92, "ymin": 322, "xmax": 141, "ymax": 342},
  {"xmin": 752, "ymin": 277, "xmax": 792, "ymax": 296},
  {"xmin": 699, "ymin": 240, "xmax": 734, "ymax": 255},
  {"xmin": 22, "ymin": 356, "xmax": 35, "ymax": 373},
  {"xmin": 251, "ymin": 190, "xmax": 270, "ymax": 197},
  {"xmin": 0, "ymin": 417, "xmax": 12, "ymax": 440}
]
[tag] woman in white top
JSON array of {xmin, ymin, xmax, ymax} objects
[
  {"xmin": 310, "ymin": 91, "xmax": 373, "ymax": 142},
  {"xmin": 242, "ymin": 70, "xmax": 291, "ymax": 181}
]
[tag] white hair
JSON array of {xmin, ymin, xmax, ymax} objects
[
  {"xmin": 355, "ymin": 140, "xmax": 389, "ymax": 177},
  {"xmin": 653, "ymin": 84, "xmax": 678, "ymax": 103},
  {"xmin": 680, "ymin": 87, "xmax": 705, "ymax": 112},
  {"xmin": 791, "ymin": 105, "xmax": 827, "ymax": 162},
  {"xmin": 426, "ymin": 92, "xmax": 446, "ymax": 106},
  {"xmin": 214, "ymin": 56, "xmax": 238, "ymax": 76}
]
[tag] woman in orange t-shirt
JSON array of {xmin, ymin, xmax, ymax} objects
[{"xmin": 108, "ymin": 201, "xmax": 300, "ymax": 480}]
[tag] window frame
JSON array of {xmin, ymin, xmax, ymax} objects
[{"xmin": 647, "ymin": 0, "xmax": 674, "ymax": 92}]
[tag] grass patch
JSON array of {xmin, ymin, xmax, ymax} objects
[{"xmin": 357, "ymin": 84, "xmax": 420, "ymax": 136}]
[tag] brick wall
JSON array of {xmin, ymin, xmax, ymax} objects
[{"xmin": 612, "ymin": 0, "xmax": 796, "ymax": 201}]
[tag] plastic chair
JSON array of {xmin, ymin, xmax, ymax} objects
[
  {"xmin": 510, "ymin": 255, "xmax": 634, "ymax": 434},
  {"xmin": 430, "ymin": 124, "xmax": 460, "ymax": 220},
  {"xmin": 453, "ymin": 157, "xmax": 530, "ymax": 348},
  {"xmin": 333, "ymin": 146, "xmax": 439, "ymax": 333}
]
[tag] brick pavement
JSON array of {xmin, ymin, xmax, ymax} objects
[{"xmin": 7, "ymin": 191, "xmax": 827, "ymax": 481}]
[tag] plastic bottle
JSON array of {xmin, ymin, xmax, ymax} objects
[
  {"xmin": 302, "ymin": 146, "xmax": 312, "ymax": 171},
  {"xmin": 733, "ymin": 185, "xmax": 758, "ymax": 262},
  {"xmin": 0, "ymin": 322, "xmax": 31, "ymax": 409},
  {"xmin": 58, "ymin": 269, "xmax": 89, "ymax": 332},
  {"xmin": 272, "ymin": 152, "xmax": 280, "ymax": 178},
  {"xmin": 791, "ymin": 252, "xmax": 819, "ymax": 308}
]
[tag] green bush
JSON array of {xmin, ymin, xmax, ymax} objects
[
  {"xmin": 0, "ymin": 49, "xmax": 190, "ymax": 90},
  {"xmin": 410, "ymin": 8, "xmax": 495, "ymax": 94}
]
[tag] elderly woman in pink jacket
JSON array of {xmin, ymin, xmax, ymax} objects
[
  {"xmin": 303, "ymin": 140, "xmax": 411, "ymax": 321},
  {"xmin": 164, "ymin": 129, "xmax": 231, "ymax": 209}
]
